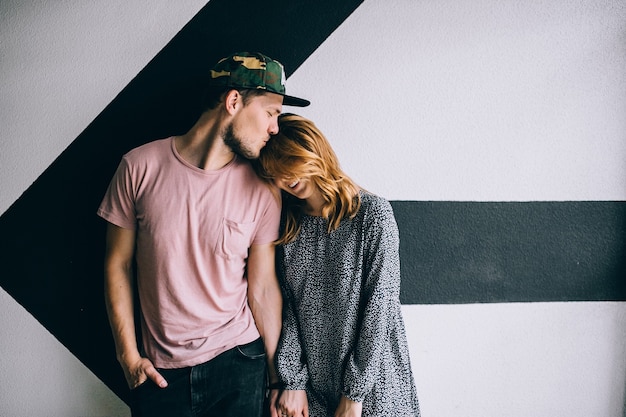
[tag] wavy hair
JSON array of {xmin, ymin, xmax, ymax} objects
[{"xmin": 255, "ymin": 114, "xmax": 361, "ymax": 244}]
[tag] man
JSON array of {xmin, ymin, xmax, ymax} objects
[{"xmin": 98, "ymin": 52, "xmax": 309, "ymax": 417}]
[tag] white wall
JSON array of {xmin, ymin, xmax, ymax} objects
[
  {"xmin": 1, "ymin": 1, "xmax": 625, "ymax": 416},
  {"xmin": 290, "ymin": 0, "xmax": 626, "ymax": 202},
  {"xmin": 405, "ymin": 303, "xmax": 626, "ymax": 417}
]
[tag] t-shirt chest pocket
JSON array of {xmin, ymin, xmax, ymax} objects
[{"xmin": 214, "ymin": 218, "xmax": 256, "ymax": 260}]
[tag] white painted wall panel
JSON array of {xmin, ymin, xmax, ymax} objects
[
  {"xmin": 290, "ymin": 0, "xmax": 626, "ymax": 201},
  {"xmin": 405, "ymin": 302, "xmax": 626, "ymax": 417}
]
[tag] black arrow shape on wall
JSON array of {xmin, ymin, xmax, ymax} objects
[{"xmin": 0, "ymin": 0, "xmax": 364, "ymax": 402}]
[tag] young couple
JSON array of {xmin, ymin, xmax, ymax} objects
[{"xmin": 99, "ymin": 52, "xmax": 419, "ymax": 417}]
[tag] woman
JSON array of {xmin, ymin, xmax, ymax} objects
[{"xmin": 257, "ymin": 114, "xmax": 420, "ymax": 417}]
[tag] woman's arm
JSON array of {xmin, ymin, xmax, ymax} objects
[{"xmin": 341, "ymin": 199, "xmax": 401, "ymax": 402}]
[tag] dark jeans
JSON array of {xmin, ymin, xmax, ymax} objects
[{"xmin": 130, "ymin": 338, "xmax": 267, "ymax": 417}]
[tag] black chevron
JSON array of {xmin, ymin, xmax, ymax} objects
[{"xmin": 0, "ymin": 0, "xmax": 364, "ymax": 402}]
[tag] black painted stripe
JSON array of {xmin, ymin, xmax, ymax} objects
[
  {"xmin": 393, "ymin": 201, "xmax": 626, "ymax": 305},
  {"xmin": 0, "ymin": 0, "xmax": 363, "ymax": 403}
]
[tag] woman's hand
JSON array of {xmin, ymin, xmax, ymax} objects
[
  {"xmin": 277, "ymin": 389, "xmax": 309, "ymax": 417},
  {"xmin": 334, "ymin": 396, "xmax": 362, "ymax": 417}
]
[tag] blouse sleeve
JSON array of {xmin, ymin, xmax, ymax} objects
[
  {"xmin": 275, "ymin": 248, "xmax": 310, "ymax": 390},
  {"xmin": 342, "ymin": 198, "xmax": 402, "ymax": 402}
]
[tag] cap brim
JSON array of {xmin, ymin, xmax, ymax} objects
[{"xmin": 282, "ymin": 94, "xmax": 310, "ymax": 107}]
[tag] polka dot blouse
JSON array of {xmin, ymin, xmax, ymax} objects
[{"xmin": 275, "ymin": 191, "xmax": 420, "ymax": 416}]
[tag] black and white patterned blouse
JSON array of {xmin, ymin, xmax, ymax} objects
[{"xmin": 276, "ymin": 191, "xmax": 420, "ymax": 416}]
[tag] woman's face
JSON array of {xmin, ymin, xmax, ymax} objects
[{"xmin": 273, "ymin": 176, "xmax": 318, "ymax": 201}]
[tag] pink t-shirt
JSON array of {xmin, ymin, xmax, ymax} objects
[{"xmin": 97, "ymin": 137, "xmax": 280, "ymax": 368}]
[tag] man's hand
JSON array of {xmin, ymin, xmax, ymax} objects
[
  {"xmin": 121, "ymin": 356, "xmax": 167, "ymax": 390},
  {"xmin": 268, "ymin": 387, "xmax": 281, "ymax": 417}
]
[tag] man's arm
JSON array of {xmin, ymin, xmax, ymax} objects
[
  {"xmin": 246, "ymin": 242, "xmax": 283, "ymax": 385},
  {"xmin": 103, "ymin": 223, "xmax": 167, "ymax": 389}
]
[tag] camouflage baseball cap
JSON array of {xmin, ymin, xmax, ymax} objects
[{"xmin": 209, "ymin": 52, "xmax": 310, "ymax": 107}]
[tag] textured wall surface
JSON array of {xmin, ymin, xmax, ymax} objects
[{"xmin": 1, "ymin": 1, "xmax": 625, "ymax": 416}]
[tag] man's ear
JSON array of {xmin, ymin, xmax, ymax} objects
[{"xmin": 224, "ymin": 89, "xmax": 241, "ymax": 115}]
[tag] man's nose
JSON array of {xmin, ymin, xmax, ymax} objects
[{"xmin": 268, "ymin": 119, "xmax": 279, "ymax": 135}]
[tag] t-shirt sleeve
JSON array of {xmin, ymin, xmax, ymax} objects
[
  {"xmin": 96, "ymin": 156, "xmax": 137, "ymax": 230},
  {"xmin": 251, "ymin": 189, "xmax": 281, "ymax": 245}
]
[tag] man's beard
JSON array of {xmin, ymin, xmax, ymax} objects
[{"xmin": 223, "ymin": 123, "xmax": 258, "ymax": 160}]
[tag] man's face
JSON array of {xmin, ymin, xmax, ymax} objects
[{"xmin": 224, "ymin": 93, "xmax": 282, "ymax": 159}]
